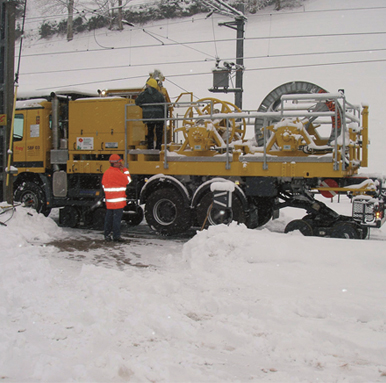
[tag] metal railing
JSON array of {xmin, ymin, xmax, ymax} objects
[{"xmin": 125, "ymin": 93, "xmax": 363, "ymax": 172}]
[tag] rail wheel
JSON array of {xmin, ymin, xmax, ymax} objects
[
  {"xmin": 197, "ymin": 192, "xmax": 246, "ymax": 229},
  {"xmin": 284, "ymin": 219, "xmax": 314, "ymax": 236},
  {"xmin": 183, "ymin": 98, "xmax": 246, "ymax": 142},
  {"xmin": 14, "ymin": 181, "xmax": 51, "ymax": 217},
  {"xmin": 122, "ymin": 204, "xmax": 144, "ymax": 227},
  {"xmin": 331, "ymin": 221, "xmax": 360, "ymax": 239},
  {"xmin": 254, "ymin": 197, "xmax": 274, "ymax": 227},
  {"xmin": 145, "ymin": 188, "xmax": 191, "ymax": 236}
]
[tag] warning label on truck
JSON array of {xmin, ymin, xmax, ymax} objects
[
  {"xmin": 77, "ymin": 137, "xmax": 94, "ymax": 150},
  {"xmin": 30, "ymin": 124, "xmax": 40, "ymax": 138}
]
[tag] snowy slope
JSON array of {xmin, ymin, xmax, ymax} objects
[{"xmin": 2, "ymin": 0, "xmax": 386, "ymax": 382}]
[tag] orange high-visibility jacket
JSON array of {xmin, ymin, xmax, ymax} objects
[{"xmin": 102, "ymin": 166, "xmax": 132, "ymax": 209}]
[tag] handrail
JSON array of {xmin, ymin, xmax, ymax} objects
[{"xmin": 125, "ymin": 94, "xmax": 364, "ymax": 173}]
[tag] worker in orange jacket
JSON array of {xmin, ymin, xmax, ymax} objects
[{"xmin": 102, "ymin": 154, "xmax": 131, "ymax": 242}]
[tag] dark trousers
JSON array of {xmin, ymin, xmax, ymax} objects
[
  {"xmin": 147, "ymin": 122, "xmax": 164, "ymax": 150},
  {"xmin": 104, "ymin": 208, "xmax": 124, "ymax": 239}
]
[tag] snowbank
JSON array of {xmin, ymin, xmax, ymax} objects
[{"xmin": 1, "ymin": 207, "xmax": 386, "ymax": 382}]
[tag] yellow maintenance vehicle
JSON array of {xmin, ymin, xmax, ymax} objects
[{"xmin": 10, "ymin": 75, "xmax": 386, "ymax": 239}]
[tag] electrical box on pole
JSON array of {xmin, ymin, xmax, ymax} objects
[{"xmin": 207, "ymin": 1, "xmax": 246, "ymax": 110}]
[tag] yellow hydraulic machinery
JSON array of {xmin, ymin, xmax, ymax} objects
[{"xmin": 8, "ymin": 77, "xmax": 385, "ymax": 239}]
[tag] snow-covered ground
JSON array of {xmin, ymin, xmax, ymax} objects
[
  {"xmin": 1, "ymin": 200, "xmax": 386, "ymax": 382},
  {"xmin": 2, "ymin": 0, "xmax": 386, "ymax": 381}
]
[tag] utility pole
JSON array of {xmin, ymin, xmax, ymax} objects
[
  {"xmin": 0, "ymin": 0, "xmax": 16, "ymax": 203},
  {"xmin": 235, "ymin": 11, "xmax": 244, "ymax": 109},
  {"xmin": 207, "ymin": 1, "xmax": 246, "ymax": 110}
]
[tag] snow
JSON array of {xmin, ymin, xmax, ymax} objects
[
  {"xmin": 2, "ymin": 202, "xmax": 386, "ymax": 382},
  {"xmin": 2, "ymin": 0, "xmax": 386, "ymax": 381},
  {"xmin": 210, "ymin": 180, "xmax": 235, "ymax": 192}
]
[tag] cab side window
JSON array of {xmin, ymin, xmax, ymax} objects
[{"xmin": 13, "ymin": 114, "xmax": 24, "ymax": 141}]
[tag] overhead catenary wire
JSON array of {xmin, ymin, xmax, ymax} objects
[
  {"xmin": 19, "ymin": 30, "xmax": 386, "ymax": 58},
  {"xmin": 21, "ymin": 47, "xmax": 386, "ymax": 76},
  {"xmin": 211, "ymin": 16, "xmax": 219, "ymax": 59},
  {"xmin": 35, "ymin": 57, "xmax": 386, "ymax": 92},
  {"xmin": 93, "ymin": 27, "xmax": 115, "ymax": 49},
  {"xmin": 164, "ymin": 78, "xmax": 201, "ymax": 101}
]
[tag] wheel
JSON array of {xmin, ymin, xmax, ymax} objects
[
  {"xmin": 331, "ymin": 221, "xmax": 359, "ymax": 239},
  {"xmin": 359, "ymin": 225, "xmax": 369, "ymax": 239},
  {"xmin": 302, "ymin": 217, "xmax": 318, "ymax": 235},
  {"xmin": 247, "ymin": 205, "xmax": 259, "ymax": 229},
  {"xmin": 59, "ymin": 206, "xmax": 79, "ymax": 228},
  {"xmin": 82, "ymin": 208, "xmax": 95, "ymax": 228},
  {"xmin": 145, "ymin": 188, "xmax": 192, "ymax": 236},
  {"xmin": 14, "ymin": 181, "xmax": 51, "ymax": 217},
  {"xmin": 196, "ymin": 192, "xmax": 246, "ymax": 229},
  {"xmin": 122, "ymin": 204, "xmax": 144, "ymax": 227},
  {"xmin": 285, "ymin": 219, "xmax": 314, "ymax": 236},
  {"xmin": 254, "ymin": 197, "xmax": 274, "ymax": 227},
  {"xmin": 92, "ymin": 208, "xmax": 106, "ymax": 230}
]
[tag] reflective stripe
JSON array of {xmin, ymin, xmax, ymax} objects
[
  {"xmin": 103, "ymin": 186, "xmax": 127, "ymax": 192},
  {"xmin": 124, "ymin": 171, "xmax": 132, "ymax": 184},
  {"xmin": 106, "ymin": 197, "xmax": 127, "ymax": 203}
]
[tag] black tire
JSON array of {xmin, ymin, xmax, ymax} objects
[
  {"xmin": 359, "ymin": 225, "xmax": 369, "ymax": 239},
  {"xmin": 255, "ymin": 197, "xmax": 274, "ymax": 227},
  {"xmin": 331, "ymin": 221, "xmax": 359, "ymax": 239},
  {"xmin": 59, "ymin": 206, "xmax": 80, "ymax": 228},
  {"xmin": 285, "ymin": 219, "xmax": 314, "ymax": 236},
  {"xmin": 145, "ymin": 188, "xmax": 191, "ymax": 236},
  {"xmin": 247, "ymin": 205, "xmax": 259, "ymax": 229},
  {"xmin": 122, "ymin": 204, "xmax": 144, "ymax": 227},
  {"xmin": 14, "ymin": 181, "xmax": 51, "ymax": 217},
  {"xmin": 196, "ymin": 192, "xmax": 246, "ymax": 229}
]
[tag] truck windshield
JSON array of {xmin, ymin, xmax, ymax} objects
[{"xmin": 13, "ymin": 114, "xmax": 24, "ymax": 141}]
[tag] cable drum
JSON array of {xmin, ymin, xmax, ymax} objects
[{"xmin": 254, "ymin": 81, "xmax": 335, "ymax": 146}]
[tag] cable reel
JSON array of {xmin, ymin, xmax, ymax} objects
[{"xmin": 177, "ymin": 97, "xmax": 246, "ymax": 153}]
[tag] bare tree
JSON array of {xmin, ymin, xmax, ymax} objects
[
  {"xmin": 67, "ymin": 0, "xmax": 74, "ymax": 41},
  {"xmin": 108, "ymin": 0, "xmax": 124, "ymax": 30},
  {"xmin": 35, "ymin": 0, "xmax": 77, "ymax": 41},
  {"xmin": 117, "ymin": 0, "xmax": 122, "ymax": 31}
]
